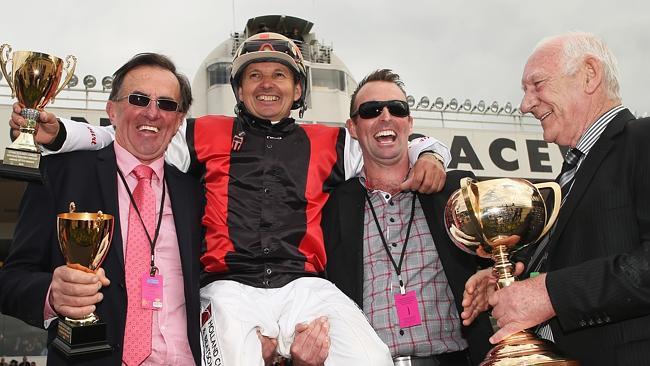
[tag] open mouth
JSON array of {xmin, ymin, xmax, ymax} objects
[
  {"xmin": 257, "ymin": 95, "xmax": 279, "ymax": 101},
  {"xmin": 138, "ymin": 125, "xmax": 159, "ymax": 133},
  {"xmin": 539, "ymin": 111, "xmax": 552, "ymax": 121},
  {"xmin": 374, "ymin": 129, "xmax": 397, "ymax": 143}
]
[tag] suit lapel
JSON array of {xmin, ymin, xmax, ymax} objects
[
  {"xmin": 165, "ymin": 165, "xmax": 196, "ymax": 286},
  {"xmin": 96, "ymin": 144, "xmax": 125, "ymax": 269},
  {"xmin": 338, "ymin": 180, "xmax": 366, "ymax": 303},
  {"xmin": 549, "ymin": 110, "xmax": 631, "ymax": 251}
]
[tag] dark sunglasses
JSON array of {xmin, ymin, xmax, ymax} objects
[
  {"xmin": 351, "ymin": 100, "xmax": 410, "ymax": 119},
  {"xmin": 116, "ymin": 93, "xmax": 179, "ymax": 112}
]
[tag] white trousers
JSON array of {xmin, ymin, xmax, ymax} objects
[{"xmin": 199, "ymin": 277, "xmax": 392, "ymax": 366}]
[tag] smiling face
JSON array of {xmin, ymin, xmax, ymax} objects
[
  {"xmin": 520, "ymin": 42, "xmax": 589, "ymax": 147},
  {"xmin": 237, "ymin": 62, "xmax": 302, "ymax": 122},
  {"xmin": 107, "ymin": 65, "xmax": 183, "ymax": 163},
  {"xmin": 347, "ymin": 81, "xmax": 413, "ymax": 167}
]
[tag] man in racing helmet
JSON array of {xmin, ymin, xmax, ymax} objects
[
  {"xmin": 230, "ymin": 32, "xmax": 309, "ymax": 119},
  {"xmin": 9, "ymin": 32, "xmax": 450, "ymax": 365}
]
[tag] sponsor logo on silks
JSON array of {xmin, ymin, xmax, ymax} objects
[
  {"xmin": 85, "ymin": 126, "xmax": 97, "ymax": 145},
  {"xmin": 201, "ymin": 303, "xmax": 223, "ymax": 366}
]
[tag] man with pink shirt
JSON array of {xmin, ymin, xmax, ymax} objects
[{"xmin": 0, "ymin": 53, "xmax": 203, "ymax": 365}]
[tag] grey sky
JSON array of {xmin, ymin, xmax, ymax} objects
[{"xmin": 4, "ymin": 0, "xmax": 649, "ymax": 113}]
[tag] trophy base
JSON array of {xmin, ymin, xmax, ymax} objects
[
  {"xmin": 52, "ymin": 318, "xmax": 112, "ymax": 357},
  {"xmin": 480, "ymin": 331, "xmax": 580, "ymax": 366},
  {"xmin": 1, "ymin": 147, "xmax": 42, "ymax": 182}
]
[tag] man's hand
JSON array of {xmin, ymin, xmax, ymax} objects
[
  {"xmin": 49, "ymin": 266, "xmax": 110, "ymax": 319},
  {"xmin": 461, "ymin": 262, "xmax": 524, "ymax": 326},
  {"xmin": 461, "ymin": 268, "xmax": 496, "ymax": 326},
  {"xmin": 488, "ymin": 273, "xmax": 555, "ymax": 344},
  {"xmin": 257, "ymin": 329, "xmax": 279, "ymax": 366},
  {"xmin": 400, "ymin": 153, "xmax": 446, "ymax": 193},
  {"xmin": 10, "ymin": 102, "xmax": 60, "ymax": 144},
  {"xmin": 290, "ymin": 317, "xmax": 330, "ymax": 366}
]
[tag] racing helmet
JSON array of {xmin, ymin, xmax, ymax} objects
[{"xmin": 231, "ymin": 32, "xmax": 308, "ymax": 117}]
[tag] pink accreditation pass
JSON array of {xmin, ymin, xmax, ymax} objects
[
  {"xmin": 141, "ymin": 274, "xmax": 163, "ymax": 310},
  {"xmin": 394, "ymin": 290, "xmax": 422, "ymax": 328}
]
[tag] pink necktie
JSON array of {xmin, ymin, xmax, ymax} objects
[{"xmin": 123, "ymin": 165, "xmax": 155, "ymax": 366}]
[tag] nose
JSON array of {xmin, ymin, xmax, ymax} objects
[
  {"xmin": 143, "ymin": 99, "xmax": 161, "ymax": 118},
  {"xmin": 259, "ymin": 74, "xmax": 274, "ymax": 88},
  {"xmin": 520, "ymin": 90, "xmax": 537, "ymax": 115},
  {"xmin": 378, "ymin": 106, "xmax": 392, "ymax": 121}
]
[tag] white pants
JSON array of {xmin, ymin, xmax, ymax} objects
[{"xmin": 199, "ymin": 277, "xmax": 392, "ymax": 366}]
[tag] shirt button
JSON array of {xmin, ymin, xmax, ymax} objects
[
  {"xmin": 266, "ymin": 268, "xmax": 272, "ymax": 275},
  {"xmin": 389, "ymin": 201, "xmax": 394, "ymax": 206},
  {"xmin": 389, "ymin": 217, "xmax": 395, "ymax": 223},
  {"xmin": 392, "ymin": 243, "xmax": 398, "ymax": 247},
  {"xmin": 266, "ymin": 143, "xmax": 273, "ymax": 149},
  {"xmin": 264, "ymin": 188, "xmax": 270, "ymax": 194},
  {"xmin": 385, "ymin": 194, "xmax": 390, "ymax": 200},
  {"xmin": 263, "ymin": 248, "xmax": 270, "ymax": 255}
]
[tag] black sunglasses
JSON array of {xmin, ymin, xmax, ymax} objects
[
  {"xmin": 351, "ymin": 100, "xmax": 410, "ymax": 119},
  {"xmin": 116, "ymin": 93, "xmax": 179, "ymax": 112}
]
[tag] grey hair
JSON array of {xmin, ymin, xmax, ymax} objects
[{"xmin": 537, "ymin": 32, "xmax": 621, "ymax": 100}]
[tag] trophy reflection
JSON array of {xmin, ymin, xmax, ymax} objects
[
  {"xmin": 54, "ymin": 202, "xmax": 113, "ymax": 357},
  {"xmin": 445, "ymin": 178, "xmax": 579, "ymax": 366},
  {"xmin": 0, "ymin": 43, "xmax": 76, "ymax": 181}
]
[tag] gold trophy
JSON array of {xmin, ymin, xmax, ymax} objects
[
  {"xmin": 53, "ymin": 202, "xmax": 114, "ymax": 357},
  {"xmin": 0, "ymin": 43, "xmax": 76, "ymax": 181},
  {"xmin": 445, "ymin": 178, "xmax": 579, "ymax": 365}
]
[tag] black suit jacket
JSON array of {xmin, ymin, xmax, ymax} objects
[
  {"xmin": 0, "ymin": 144, "xmax": 203, "ymax": 365},
  {"xmin": 541, "ymin": 110, "xmax": 650, "ymax": 365},
  {"xmin": 322, "ymin": 170, "xmax": 492, "ymax": 365}
]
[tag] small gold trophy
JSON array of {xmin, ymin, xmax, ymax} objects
[
  {"xmin": 0, "ymin": 43, "xmax": 76, "ymax": 181},
  {"xmin": 53, "ymin": 202, "xmax": 114, "ymax": 357},
  {"xmin": 445, "ymin": 178, "xmax": 579, "ymax": 365}
]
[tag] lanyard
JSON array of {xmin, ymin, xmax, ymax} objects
[
  {"xmin": 364, "ymin": 189, "xmax": 416, "ymax": 295},
  {"xmin": 117, "ymin": 167, "xmax": 166, "ymax": 276}
]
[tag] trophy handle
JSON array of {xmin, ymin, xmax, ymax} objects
[
  {"xmin": 0, "ymin": 44, "xmax": 15, "ymax": 96},
  {"xmin": 460, "ymin": 177, "xmax": 490, "ymax": 245},
  {"xmin": 52, "ymin": 54, "xmax": 77, "ymax": 101},
  {"xmin": 534, "ymin": 181, "xmax": 562, "ymax": 238}
]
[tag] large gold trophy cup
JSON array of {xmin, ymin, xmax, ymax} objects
[
  {"xmin": 54, "ymin": 202, "xmax": 114, "ymax": 357},
  {"xmin": 0, "ymin": 43, "xmax": 76, "ymax": 181},
  {"xmin": 445, "ymin": 178, "xmax": 578, "ymax": 365}
]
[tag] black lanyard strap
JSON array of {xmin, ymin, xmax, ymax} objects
[
  {"xmin": 364, "ymin": 190, "xmax": 417, "ymax": 294},
  {"xmin": 117, "ymin": 167, "xmax": 166, "ymax": 276}
]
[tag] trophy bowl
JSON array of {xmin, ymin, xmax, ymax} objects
[
  {"xmin": 444, "ymin": 178, "xmax": 579, "ymax": 365},
  {"xmin": 0, "ymin": 43, "xmax": 76, "ymax": 181},
  {"xmin": 57, "ymin": 208, "xmax": 113, "ymax": 276},
  {"xmin": 53, "ymin": 202, "xmax": 114, "ymax": 357},
  {"xmin": 445, "ymin": 178, "xmax": 559, "ymax": 287}
]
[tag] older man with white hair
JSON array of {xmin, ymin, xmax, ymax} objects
[{"xmin": 462, "ymin": 32, "xmax": 650, "ymax": 365}]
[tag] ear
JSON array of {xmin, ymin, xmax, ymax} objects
[
  {"xmin": 294, "ymin": 81, "xmax": 303, "ymax": 102},
  {"xmin": 106, "ymin": 101, "xmax": 116, "ymax": 122},
  {"xmin": 583, "ymin": 56, "xmax": 603, "ymax": 95},
  {"xmin": 238, "ymin": 86, "xmax": 244, "ymax": 102},
  {"xmin": 407, "ymin": 115, "xmax": 413, "ymax": 134},
  {"xmin": 346, "ymin": 118, "xmax": 358, "ymax": 139}
]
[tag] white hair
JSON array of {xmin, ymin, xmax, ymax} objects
[{"xmin": 536, "ymin": 32, "xmax": 621, "ymax": 100}]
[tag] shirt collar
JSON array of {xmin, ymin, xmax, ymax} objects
[
  {"xmin": 575, "ymin": 104, "xmax": 624, "ymax": 156},
  {"xmin": 114, "ymin": 141, "xmax": 165, "ymax": 181}
]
